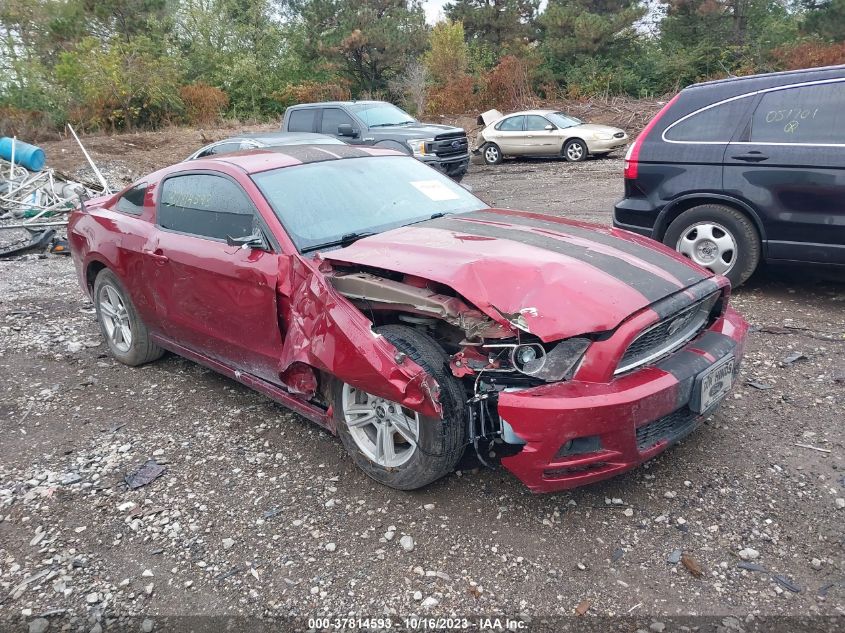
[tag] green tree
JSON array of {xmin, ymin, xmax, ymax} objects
[
  {"xmin": 444, "ymin": 0, "xmax": 540, "ymax": 55},
  {"xmin": 804, "ymin": 0, "xmax": 845, "ymax": 40},
  {"xmin": 293, "ymin": 0, "xmax": 429, "ymax": 94},
  {"xmin": 424, "ymin": 20, "xmax": 469, "ymax": 84}
]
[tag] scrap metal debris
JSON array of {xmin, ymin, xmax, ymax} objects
[
  {"xmin": 745, "ymin": 379, "xmax": 773, "ymax": 390},
  {"xmin": 124, "ymin": 460, "xmax": 166, "ymax": 489},
  {"xmin": 781, "ymin": 351, "xmax": 808, "ymax": 366},
  {"xmin": 0, "ymin": 132, "xmax": 109, "ymax": 259}
]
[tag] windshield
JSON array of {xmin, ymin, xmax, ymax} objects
[
  {"xmin": 252, "ymin": 156, "xmax": 487, "ymax": 252},
  {"xmin": 547, "ymin": 112, "xmax": 583, "ymax": 128},
  {"xmin": 348, "ymin": 103, "xmax": 416, "ymax": 127}
]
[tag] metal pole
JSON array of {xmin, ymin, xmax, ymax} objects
[
  {"xmin": 0, "ymin": 221, "xmax": 68, "ymax": 230},
  {"xmin": 66, "ymin": 124, "xmax": 111, "ymax": 194},
  {"xmin": 10, "ymin": 136, "xmax": 15, "ymax": 179}
]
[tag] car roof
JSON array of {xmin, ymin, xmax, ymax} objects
[
  {"xmin": 288, "ymin": 100, "xmax": 388, "ymax": 108},
  {"xmin": 197, "ymin": 145, "xmax": 402, "ymax": 174}
]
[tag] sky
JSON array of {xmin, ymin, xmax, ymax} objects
[{"xmin": 424, "ymin": 0, "xmax": 449, "ymax": 23}]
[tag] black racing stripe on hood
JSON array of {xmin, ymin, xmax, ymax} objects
[
  {"xmin": 468, "ymin": 210, "xmax": 708, "ymax": 286},
  {"xmin": 423, "ymin": 216, "xmax": 680, "ymax": 302}
]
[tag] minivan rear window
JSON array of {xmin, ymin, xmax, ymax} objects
[
  {"xmin": 750, "ymin": 81, "xmax": 845, "ymax": 144},
  {"xmin": 664, "ymin": 97, "xmax": 752, "ymax": 142}
]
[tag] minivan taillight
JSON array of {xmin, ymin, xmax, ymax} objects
[{"xmin": 624, "ymin": 93, "xmax": 680, "ymax": 180}]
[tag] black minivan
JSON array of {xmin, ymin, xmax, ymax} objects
[{"xmin": 614, "ymin": 65, "xmax": 845, "ymax": 286}]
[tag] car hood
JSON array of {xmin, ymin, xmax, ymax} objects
[
  {"xmin": 323, "ymin": 209, "xmax": 711, "ymax": 341},
  {"xmin": 374, "ymin": 123, "xmax": 466, "ymax": 139},
  {"xmin": 567, "ymin": 123, "xmax": 626, "ymax": 136}
]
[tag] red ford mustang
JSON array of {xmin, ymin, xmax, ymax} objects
[{"xmin": 69, "ymin": 145, "xmax": 748, "ymax": 493}]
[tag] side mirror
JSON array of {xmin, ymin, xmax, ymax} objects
[
  {"xmin": 544, "ymin": 124, "xmax": 556, "ymax": 131},
  {"xmin": 337, "ymin": 123, "xmax": 359, "ymax": 138},
  {"xmin": 227, "ymin": 231, "xmax": 269, "ymax": 251}
]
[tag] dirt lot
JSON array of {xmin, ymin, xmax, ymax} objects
[{"xmin": 1, "ymin": 127, "xmax": 844, "ymax": 631}]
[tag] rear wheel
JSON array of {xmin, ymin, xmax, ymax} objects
[
  {"xmin": 94, "ymin": 269, "xmax": 163, "ymax": 366},
  {"xmin": 663, "ymin": 204, "xmax": 760, "ymax": 287},
  {"xmin": 563, "ymin": 139, "xmax": 587, "ymax": 162},
  {"xmin": 333, "ymin": 325, "xmax": 466, "ymax": 490},
  {"xmin": 482, "ymin": 143, "xmax": 502, "ymax": 165}
]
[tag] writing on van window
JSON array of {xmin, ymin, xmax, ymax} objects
[{"xmin": 751, "ymin": 82, "xmax": 845, "ymax": 144}]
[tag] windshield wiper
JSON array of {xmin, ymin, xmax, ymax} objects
[
  {"xmin": 300, "ymin": 231, "xmax": 376, "ymax": 254},
  {"xmin": 402, "ymin": 211, "xmax": 452, "ymax": 228},
  {"xmin": 369, "ymin": 121, "xmax": 415, "ymax": 127}
]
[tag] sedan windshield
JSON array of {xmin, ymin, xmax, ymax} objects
[
  {"xmin": 252, "ymin": 156, "xmax": 487, "ymax": 252},
  {"xmin": 547, "ymin": 112, "xmax": 583, "ymax": 128},
  {"xmin": 348, "ymin": 103, "xmax": 416, "ymax": 127}
]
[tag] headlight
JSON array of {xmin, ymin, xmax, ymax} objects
[
  {"xmin": 406, "ymin": 139, "xmax": 433, "ymax": 157},
  {"xmin": 488, "ymin": 338, "xmax": 589, "ymax": 381},
  {"xmin": 592, "ymin": 132, "xmax": 613, "ymax": 141}
]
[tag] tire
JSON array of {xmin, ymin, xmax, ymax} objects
[
  {"xmin": 93, "ymin": 268, "xmax": 163, "ymax": 366},
  {"xmin": 482, "ymin": 143, "xmax": 502, "ymax": 165},
  {"xmin": 563, "ymin": 138, "xmax": 587, "ymax": 162},
  {"xmin": 333, "ymin": 324, "xmax": 466, "ymax": 490},
  {"xmin": 663, "ymin": 204, "xmax": 761, "ymax": 287}
]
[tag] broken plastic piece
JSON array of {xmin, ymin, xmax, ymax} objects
[{"xmin": 124, "ymin": 460, "xmax": 166, "ymax": 489}]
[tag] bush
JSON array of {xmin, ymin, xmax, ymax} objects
[
  {"xmin": 426, "ymin": 75, "xmax": 477, "ymax": 115},
  {"xmin": 770, "ymin": 40, "xmax": 845, "ymax": 69},
  {"xmin": 482, "ymin": 55, "xmax": 538, "ymax": 111},
  {"xmin": 180, "ymin": 83, "xmax": 229, "ymax": 125},
  {"xmin": 274, "ymin": 80, "xmax": 351, "ymax": 109}
]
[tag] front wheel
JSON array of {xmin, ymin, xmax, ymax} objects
[
  {"xmin": 482, "ymin": 143, "xmax": 502, "ymax": 165},
  {"xmin": 563, "ymin": 139, "xmax": 587, "ymax": 162},
  {"xmin": 663, "ymin": 204, "xmax": 761, "ymax": 287},
  {"xmin": 333, "ymin": 325, "xmax": 466, "ymax": 490}
]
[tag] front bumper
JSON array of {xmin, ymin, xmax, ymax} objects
[
  {"xmin": 421, "ymin": 154, "xmax": 470, "ymax": 178},
  {"xmin": 498, "ymin": 307, "xmax": 748, "ymax": 493},
  {"xmin": 588, "ymin": 137, "xmax": 628, "ymax": 153}
]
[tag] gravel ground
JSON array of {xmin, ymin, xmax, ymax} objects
[{"xmin": 0, "ymin": 140, "xmax": 844, "ymax": 631}]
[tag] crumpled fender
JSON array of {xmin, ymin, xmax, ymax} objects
[{"xmin": 277, "ymin": 256, "xmax": 442, "ymax": 419}]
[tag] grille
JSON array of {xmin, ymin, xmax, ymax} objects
[
  {"xmin": 616, "ymin": 293, "xmax": 719, "ymax": 375},
  {"xmin": 432, "ymin": 134, "xmax": 469, "ymax": 158},
  {"xmin": 613, "ymin": 132, "xmax": 625, "ymax": 138},
  {"xmin": 636, "ymin": 407, "xmax": 700, "ymax": 452}
]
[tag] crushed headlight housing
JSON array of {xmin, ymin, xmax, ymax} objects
[{"xmin": 406, "ymin": 139, "xmax": 433, "ymax": 157}]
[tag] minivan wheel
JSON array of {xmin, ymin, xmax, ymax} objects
[
  {"xmin": 482, "ymin": 143, "xmax": 502, "ymax": 165},
  {"xmin": 333, "ymin": 325, "xmax": 466, "ymax": 491},
  {"xmin": 563, "ymin": 139, "xmax": 587, "ymax": 162},
  {"xmin": 94, "ymin": 269, "xmax": 164, "ymax": 366},
  {"xmin": 664, "ymin": 204, "xmax": 760, "ymax": 287}
]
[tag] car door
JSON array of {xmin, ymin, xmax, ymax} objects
[
  {"xmin": 723, "ymin": 80, "xmax": 845, "ymax": 265},
  {"xmin": 143, "ymin": 171, "xmax": 285, "ymax": 383},
  {"xmin": 319, "ymin": 107, "xmax": 363, "ymax": 145},
  {"xmin": 491, "ymin": 115, "xmax": 526, "ymax": 155},
  {"xmin": 522, "ymin": 115, "xmax": 558, "ymax": 155}
]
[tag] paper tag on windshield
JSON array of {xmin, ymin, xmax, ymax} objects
[{"xmin": 411, "ymin": 180, "xmax": 461, "ymax": 201}]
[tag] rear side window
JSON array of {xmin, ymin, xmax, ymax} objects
[
  {"xmin": 496, "ymin": 116, "xmax": 524, "ymax": 131},
  {"xmin": 115, "ymin": 183, "xmax": 147, "ymax": 215},
  {"xmin": 159, "ymin": 174, "xmax": 256, "ymax": 241},
  {"xmin": 664, "ymin": 97, "xmax": 752, "ymax": 142},
  {"xmin": 287, "ymin": 109, "xmax": 316, "ymax": 132},
  {"xmin": 320, "ymin": 108, "xmax": 354, "ymax": 135},
  {"xmin": 751, "ymin": 81, "xmax": 845, "ymax": 144}
]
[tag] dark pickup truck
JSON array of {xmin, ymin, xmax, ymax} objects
[{"xmin": 281, "ymin": 101, "xmax": 470, "ymax": 180}]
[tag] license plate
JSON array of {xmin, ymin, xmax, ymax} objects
[{"xmin": 692, "ymin": 355, "xmax": 735, "ymax": 413}]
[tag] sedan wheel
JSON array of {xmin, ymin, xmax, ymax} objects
[
  {"xmin": 563, "ymin": 139, "xmax": 587, "ymax": 162},
  {"xmin": 483, "ymin": 143, "xmax": 502, "ymax": 165},
  {"xmin": 675, "ymin": 222, "xmax": 737, "ymax": 276},
  {"xmin": 342, "ymin": 385, "xmax": 419, "ymax": 468}
]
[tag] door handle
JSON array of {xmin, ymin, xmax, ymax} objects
[
  {"xmin": 143, "ymin": 249, "xmax": 169, "ymax": 264},
  {"xmin": 731, "ymin": 151, "xmax": 769, "ymax": 163}
]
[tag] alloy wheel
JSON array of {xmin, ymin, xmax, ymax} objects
[
  {"xmin": 98, "ymin": 285, "xmax": 133, "ymax": 353},
  {"xmin": 565, "ymin": 142, "xmax": 585, "ymax": 161},
  {"xmin": 484, "ymin": 145, "xmax": 500, "ymax": 164},
  {"xmin": 341, "ymin": 384, "xmax": 420, "ymax": 468},
  {"xmin": 676, "ymin": 221, "xmax": 737, "ymax": 275}
]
